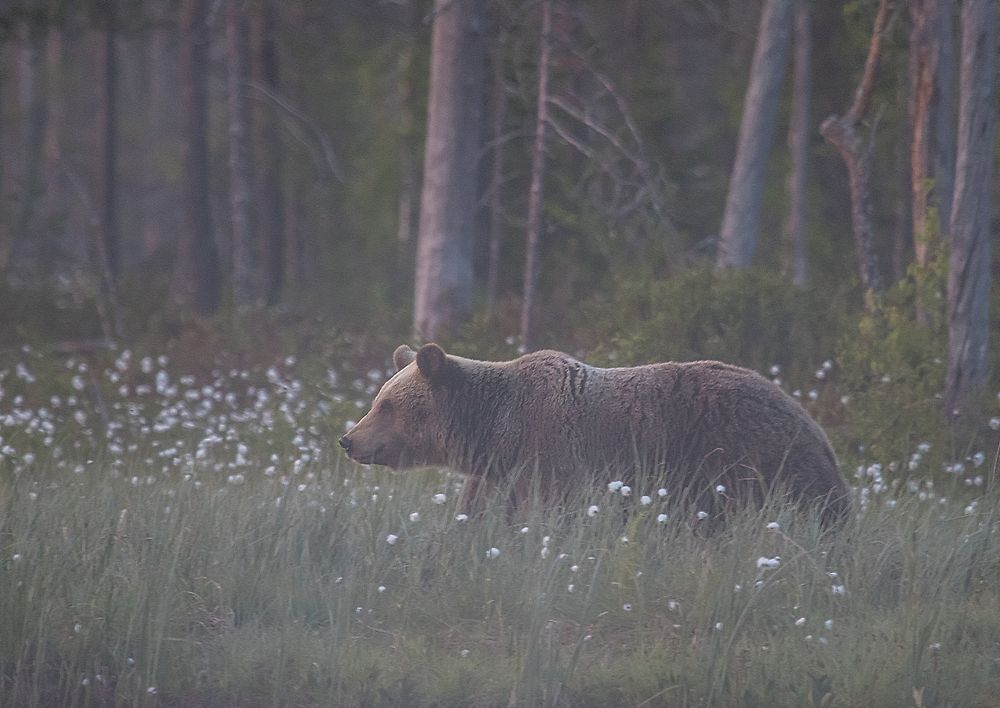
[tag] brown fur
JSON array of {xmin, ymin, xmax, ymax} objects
[{"xmin": 341, "ymin": 344, "xmax": 850, "ymax": 518}]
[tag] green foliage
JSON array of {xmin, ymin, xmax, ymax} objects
[
  {"xmin": 835, "ymin": 253, "xmax": 951, "ymax": 464},
  {"xmin": 576, "ymin": 267, "xmax": 851, "ymax": 377}
]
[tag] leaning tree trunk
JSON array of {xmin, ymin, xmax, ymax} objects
[
  {"xmin": 413, "ymin": 0, "xmax": 486, "ymax": 341},
  {"xmin": 177, "ymin": 0, "xmax": 222, "ymax": 315},
  {"xmin": 519, "ymin": 0, "xmax": 552, "ymax": 350},
  {"xmin": 715, "ymin": 0, "xmax": 794, "ymax": 270},
  {"xmin": 944, "ymin": 0, "xmax": 997, "ymax": 420},
  {"xmin": 785, "ymin": 0, "xmax": 810, "ymax": 288},
  {"xmin": 820, "ymin": 0, "xmax": 892, "ymax": 304},
  {"xmin": 226, "ymin": 0, "xmax": 257, "ymax": 307}
]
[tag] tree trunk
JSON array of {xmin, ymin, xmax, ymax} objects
[
  {"xmin": 95, "ymin": 3, "xmax": 124, "ymax": 339},
  {"xmin": 485, "ymin": 34, "xmax": 507, "ymax": 317},
  {"xmin": 519, "ymin": 0, "xmax": 552, "ymax": 349},
  {"xmin": 715, "ymin": 0, "xmax": 794, "ymax": 270},
  {"xmin": 249, "ymin": 0, "xmax": 285, "ymax": 305},
  {"xmin": 910, "ymin": 0, "xmax": 956, "ymax": 269},
  {"xmin": 785, "ymin": 0, "xmax": 810, "ymax": 288},
  {"xmin": 226, "ymin": 0, "xmax": 256, "ymax": 307},
  {"xmin": 44, "ymin": 27, "xmax": 64, "ymax": 267},
  {"xmin": 819, "ymin": 0, "xmax": 892, "ymax": 303},
  {"xmin": 11, "ymin": 18, "xmax": 46, "ymax": 279},
  {"xmin": 97, "ymin": 3, "xmax": 120, "ymax": 282},
  {"xmin": 944, "ymin": 0, "xmax": 997, "ymax": 420},
  {"xmin": 413, "ymin": 0, "xmax": 486, "ymax": 341},
  {"xmin": 176, "ymin": 0, "xmax": 222, "ymax": 315}
]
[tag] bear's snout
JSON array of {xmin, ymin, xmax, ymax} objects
[{"xmin": 338, "ymin": 435, "xmax": 352, "ymax": 452}]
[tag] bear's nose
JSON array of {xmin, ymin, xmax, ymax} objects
[{"xmin": 338, "ymin": 435, "xmax": 352, "ymax": 451}]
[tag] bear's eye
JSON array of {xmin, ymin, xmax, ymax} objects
[{"xmin": 376, "ymin": 400, "xmax": 394, "ymax": 415}]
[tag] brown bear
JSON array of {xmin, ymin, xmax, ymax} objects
[{"xmin": 339, "ymin": 343, "xmax": 850, "ymax": 519}]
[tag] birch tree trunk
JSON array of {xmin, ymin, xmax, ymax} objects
[
  {"xmin": 177, "ymin": 0, "xmax": 222, "ymax": 315},
  {"xmin": 820, "ymin": 0, "xmax": 892, "ymax": 303},
  {"xmin": 944, "ymin": 0, "xmax": 997, "ymax": 420},
  {"xmin": 715, "ymin": 0, "xmax": 793, "ymax": 270},
  {"xmin": 227, "ymin": 0, "xmax": 256, "ymax": 307},
  {"xmin": 413, "ymin": 0, "xmax": 486, "ymax": 341},
  {"xmin": 785, "ymin": 0, "xmax": 810, "ymax": 288},
  {"xmin": 519, "ymin": 0, "xmax": 552, "ymax": 349}
]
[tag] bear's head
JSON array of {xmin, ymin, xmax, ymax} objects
[{"xmin": 339, "ymin": 343, "xmax": 459, "ymax": 469}]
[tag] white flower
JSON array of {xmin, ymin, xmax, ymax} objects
[
  {"xmin": 756, "ymin": 556, "xmax": 780, "ymax": 570},
  {"xmin": 831, "ymin": 584, "xmax": 846, "ymax": 596},
  {"xmin": 587, "ymin": 504, "xmax": 600, "ymax": 517},
  {"xmin": 432, "ymin": 493, "xmax": 447, "ymax": 504},
  {"xmin": 794, "ymin": 617, "xmax": 806, "ymax": 627},
  {"xmin": 989, "ymin": 417, "xmax": 1000, "ymax": 430},
  {"xmin": 656, "ymin": 513, "xmax": 669, "ymax": 523},
  {"xmin": 227, "ymin": 474, "xmax": 245, "ymax": 485},
  {"xmin": 639, "ymin": 495, "xmax": 652, "ymax": 506},
  {"xmin": 455, "ymin": 513, "xmax": 469, "ymax": 522},
  {"xmin": 714, "ymin": 622, "xmax": 724, "ymax": 631},
  {"xmin": 657, "ymin": 488, "xmax": 668, "ymax": 497},
  {"xmin": 377, "ymin": 585, "xmax": 386, "ymax": 593},
  {"xmin": 409, "ymin": 512, "xmax": 420, "ymax": 522},
  {"xmin": 766, "ymin": 521, "xmax": 780, "ymax": 531},
  {"xmin": 146, "ymin": 687, "xmax": 157, "ymax": 695},
  {"xmin": 696, "ymin": 511, "xmax": 709, "ymax": 520},
  {"xmin": 540, "ymin": 547, "xmax": 550, "ymax": 559},
  {"xmin": 12, "ymin": 553, "xmax": 21, "ymax": 562},
  {"xmin": 620, "ymin": 485, "xmax": 632, "ymax": 497},
  {"xmin": 486, "ymin": 547, "xmax": 501, "ymax": 559},
  {"xmin": 460, "ymin": 649, "xmax": 471, "ymax": 657},
  {"xmin": 622, "ymin": 603, "xmax": 633, "ymax": 612},
  {"xmin": 567, "ymin": 584, "xmax": 575, "ymax": 593},
  {"xmin": 824, "ymin": 619, "xmax": 833, "ymax": 631},
  {"xmin": 667, "ymin": 600, "xmax": 680, "ymax": 611},
  {"xmin": 971, "ymin": 451, "xmax": 985, "ymax": 468},
  {"xmin": 386, "ymin": 534, "xmax": 398, "ymax": 545},
  {"xmin": 608, "ymin": 480, "xmax": 623, "ymax": 492},
  {"xmin": 769, "ymin": 364, "xmax": 780, "ymax": 376},
  {"xmin": 520, "ymin": 526, "xmax": 530, "ymax": 534},
  {"xmin": 715, "ymin": 484, "xmax": 726, "ymax": 494}
]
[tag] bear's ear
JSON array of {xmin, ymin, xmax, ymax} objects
[
  {"xmin": 393, "ymin": 345, "xmax": 416, "ymax": 371},
  {"xmin": 416, "ymin": 343, "xmax": 449, "ymax": 382}
]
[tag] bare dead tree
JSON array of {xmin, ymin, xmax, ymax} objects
[
  {"xmin": 519, "ymin": 0, "xmax": 552, "ymax": 350},
  {"xmin": 819, "ymin": 0, "xmax": 893, "ymax": 303},
  {"xmin": 944, "ymin": 0, "xmax": 997, "ymax": 420}
]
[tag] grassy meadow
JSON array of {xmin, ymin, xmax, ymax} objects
[{"xmin": 1, "ymin": 344, "xmax": 999, "ymax": 707}]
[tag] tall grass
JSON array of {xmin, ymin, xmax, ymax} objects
[
  {"xmin": 2, "ymin": 454, "xmax": 999, "ymax": 706},
  {"xmin": 0, "ymin": 348, "xmax": 998, "ymax": 706}
]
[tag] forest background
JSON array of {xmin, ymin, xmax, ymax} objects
[{"xmin": 2, "ymin": 1, "xmax": 1000, "ymax": 704}]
